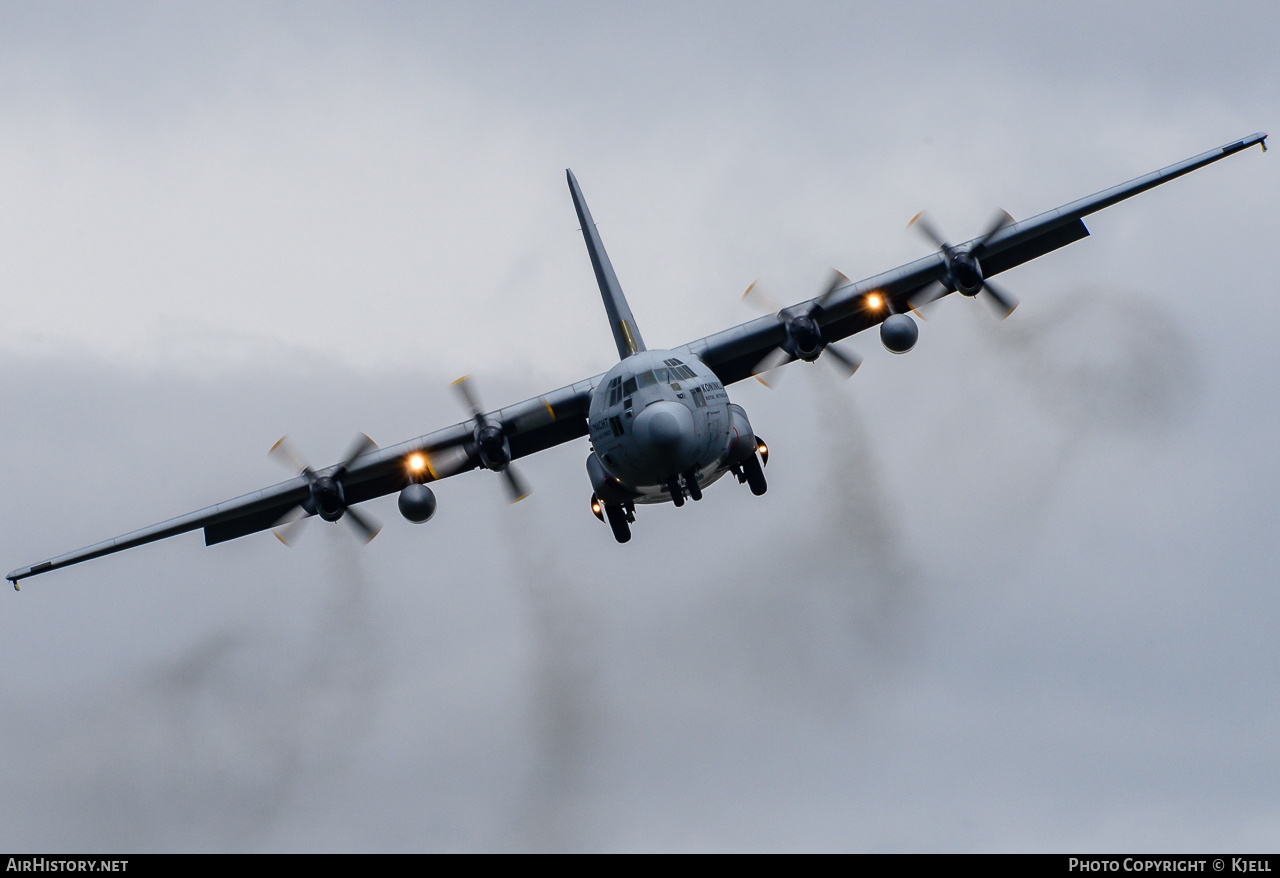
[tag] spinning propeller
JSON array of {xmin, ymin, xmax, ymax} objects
[
  {"xmin": 268, "ymin": 433, "xmax": 382, "ymax": 545},
  {"xmin": 451, "ymin": 375, "xmax": 531, "ymax": 502},
  {"xmin": 743, "ymin": 270, "xmax": 862, "ymax": 385},
  {"xmin": 908, "ymin": 210, "xmax": 1019, "ymax": 318}
]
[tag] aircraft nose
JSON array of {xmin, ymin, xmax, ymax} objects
[
  {"xmin": 634, "ymin": 400, "xmax": 696, "ymax": 472},
  {"xmin": 647, "ymin": 409, "xmax": 682, "ymax": 447}
]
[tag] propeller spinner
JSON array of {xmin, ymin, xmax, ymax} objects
[
  {"xmin": 451, "ymin": 375, "xmax": 531, "ymax": 502},
  {"xmin": 743, "ymin": 270, "xmax": 863, "ymax": 385},
  {"xmin": 268, "ymin": 433, "xmax": 382, "ymax": 545},
  {"xmin": 908, "ymin": 210, "xmax": 1019, "ymax": 318}
]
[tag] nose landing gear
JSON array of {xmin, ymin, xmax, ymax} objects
[
  {"xmin": 667, "ymin": 477, "xmax": 685, "ymax": 507},
  {"xmin": 684, "ymin": 470, "xmax": 703, "ymax": 502},
  {"xmin": 666, "ymin": 471, "xmax": 704, "ymax": 506}
]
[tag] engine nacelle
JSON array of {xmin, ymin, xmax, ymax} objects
[
  {"xmin": 880, "ymin": 313, "xmax": 918, "ymax": 354},
  {"xmin": 398, "ymin": 483, "xmax": 437, "ymax": 523},
  {"xmin": 786, "ymin": 314, "xmax": 824, "ymax": 361},
  {"xmin": 308, "ymin": 475, "xmax": 347, "ymax": 522},
  {"xmin": 475, "ymin": 423, "xmax": 512, "ymax": 472}
]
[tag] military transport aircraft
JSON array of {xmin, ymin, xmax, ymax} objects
[{"xmin": 6, "ymin": 133, "xmax": 1268, "ymax": 587}]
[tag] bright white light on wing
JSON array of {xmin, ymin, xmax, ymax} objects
[
  {"xmin": 408, "ymin": 454, "xmax": 426, "ymax": 472},
  {"xmin": 866, "ymin": 293, "xmax": 883, "ymax": 310}
]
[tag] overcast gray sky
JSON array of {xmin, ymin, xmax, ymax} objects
[{"xmin": 0, "ymin": 0, "xmax": 1275, "ymax": 852}]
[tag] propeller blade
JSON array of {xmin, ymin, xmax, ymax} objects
[
  {"xmin": 449, "ymin": 376, "xmax": 535, "ymax": 502},
  {"xmin": 742, "ymin": 279, "xmax": 782, "ymax": 315},
  {"xmin": 343, "ymin": 506, "xmax": 382, "ymax": 544},
  {"xmin": 751, "ymin": 345, "xmax": 795, "ymax": 386},
  {"xmin": 821, "ymin": 342, "xmax": 862, "ymax": 378},
  {"xmin": 908, "ymin": 280, "xmax": 947, "ymax": 316},
  {"xmin": 269, "ymin": 436, "xmax": 311, "ymax": 475},
  {"xmin": 271, "ymin": 506, "xmax": 310, "ymax": 546},
  {"xmin": 450, "ymin": 375, "xmax": 486, "ymax": 424},
  {"xmin": 908, "ymin": 211, "xmax": 949, "ymax": 250},
  {"xmin": 337, "ymin": 432, "xmax": 377, "ymax": 473},
  {"xmin": 980, "ymin": 278, "xmax": 1019, "ymax": 319},
  {"xmin": 502, "ymin": 465, "xmax": 531, "ymax": 503},
  {"xmin": 972, "ymin": 209, "xmax": 1014, "ymax": 254},
  {"xmin": 910, "ymin": 209, "xmax": 1017, "ymax": 319},
  {"xmin": 812, "ymin": 269, "xmax": 850, "ymax": 312}
]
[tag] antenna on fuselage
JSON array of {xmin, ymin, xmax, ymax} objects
[{"xmin": 566, "ymin": 169, "xmax": 647, "ymax": 360}]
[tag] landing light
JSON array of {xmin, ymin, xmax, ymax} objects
[
  {"xmin": 866, "ymin": 293, "xmax": 884, "ymax": 310},
  {"xmin": 408, "ymin": 453, "xmax": 426, "ymax": 473}
]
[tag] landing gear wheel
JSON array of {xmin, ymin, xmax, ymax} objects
[
  {"xmin": 667, "ymin": 478, "xmax": 685, "ymax": 507},
  {"xmin": 684, "ymin": 470, "xmax": 703, "ymax": 502},
  {"xmin": 604, "ymin": 503, "xmax": 632, "ymax": 543},
  {"xmin": 743, "ymin": 451, "xmax": 768, "ymax": 496}
]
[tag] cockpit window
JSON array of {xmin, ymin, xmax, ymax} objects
[
  {"xmin": 621, "ymin": 365, "xmax": 697, "ymax": 396},
  {"xmin": 662, "ymin": 358, "xmax": 697, "ymax": 380}
]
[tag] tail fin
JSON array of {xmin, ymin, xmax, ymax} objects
[{"xmin": 566, "ymin": 170, "xmax": 646, "ymax": 359}]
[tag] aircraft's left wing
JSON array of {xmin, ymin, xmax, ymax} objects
[
  {"xmin": 686, "ymin": 132, "xmax": 1267, "ymax": 386},
  {"xmin": 6, "ymin": 379, "xmax": 597, "ymax": 586}
]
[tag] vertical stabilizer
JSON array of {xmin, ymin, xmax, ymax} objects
[{"xmin": 567, "ymin": 169, "xmax": 646, "ymax": 359}]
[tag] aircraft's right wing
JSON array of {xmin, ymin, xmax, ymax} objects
[
  {"xmin": 684, "ymin": 132, "xmax": 1268, "ymax": 386},
  {"xmin": 6, "ymin": 377, "xmax": 599, "ymax": 585}
]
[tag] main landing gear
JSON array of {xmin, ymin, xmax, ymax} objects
[
  {"xmin": 733, "ymin": 437, "xmax": 768, "ymax": 496},
  {"xmin": 590, "ymin": 442, "xmax": 768, "ymax": 544},
  {"xmin": 592, "ymin": 493, "xmax": 635, "ymax": 543},
  {"xmin": 604, "ymin": 502, "xmax": 633, "ymax": 543},
  {"xmin": 740, "ymin": 452, "xmax": 767, "ymax": 496}
]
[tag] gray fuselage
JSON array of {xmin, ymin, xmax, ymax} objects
[{"xmin": 586, "ymin": 348, "xmax": 756, "ymax": 504}]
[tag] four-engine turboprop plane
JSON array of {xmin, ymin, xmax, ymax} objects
[{"xmin": 6, "ymin": 133, "xmax": 1268, "ymax": 586}]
